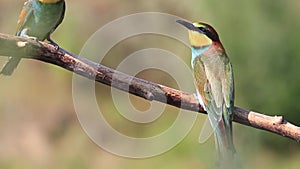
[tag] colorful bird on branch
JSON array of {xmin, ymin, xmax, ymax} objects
[
  {"xmin": 177, "ymin": 19, "xmax": 239, "ymax": 169},
  {"xmin": 1, "ymin": 0, "xmax": 65, "ymax": 75}
]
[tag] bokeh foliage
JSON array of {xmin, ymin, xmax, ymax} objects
[{"xmin": 0, "ymin": 0, "xmax": 299, "ymax": 169}]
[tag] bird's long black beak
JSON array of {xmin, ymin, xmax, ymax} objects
[{"xmin": 176, "ymin": 20, "xmax": 198, "ymax": 32}]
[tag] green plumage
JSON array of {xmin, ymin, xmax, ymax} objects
[
  {"xmin": 193, "ymin": 48, "xmax": 236, "ymax": 168},
  {"xmin": 1, "ymin": 0, "xmax": 65, "ymax": 75},
  {"xmin": 177, "ymin": 20, "xmax": 239, "ymax": 169}
]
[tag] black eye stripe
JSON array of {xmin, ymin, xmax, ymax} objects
[
  {"xmin": 197, "ymin": 26, "xmax": 218, "ymax": 41},
  {"xmin": 199, "ymin": 27, "xmax": 206, "ymax": 32}
]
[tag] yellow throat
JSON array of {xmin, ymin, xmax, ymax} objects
[{"xmin": 188, "ymin": 31, "xmax": 212, "ymax": 47}]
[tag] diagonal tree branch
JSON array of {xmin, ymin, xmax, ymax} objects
[{"xmin": 1, "ymin": 33, "xmax": 299, "ymax": 142}]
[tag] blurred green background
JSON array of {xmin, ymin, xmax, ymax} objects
[{"xmin": 1, "ymin": 0, "xmax": 300, "ymax": 168}]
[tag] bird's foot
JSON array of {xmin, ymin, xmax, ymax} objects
[
  {"xmin": 47, "ymin": 38, "xmax": 59, "ymax": 51},
  {"xmin": 22, "ymin": 35, "xmax": 39, "ymax": 42},
  {"xmin": 19, "ymin": 29, "xmax": 38, "ymax": 42}
]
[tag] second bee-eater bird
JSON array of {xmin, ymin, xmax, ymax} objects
[
  {"xmin": 177, "ymin": 20, "xmax": 238, "ymax": 168},
  {"xmin": 1, "ymin": 0, "xmax": 66, "ymax": 75}
]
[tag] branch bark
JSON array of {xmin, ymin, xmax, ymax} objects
[{"xmin": 1, "ymin": 33, "xmax": 299, "ymax": 142}]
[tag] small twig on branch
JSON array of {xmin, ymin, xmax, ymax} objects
[{"xmin": 0, "ymin": 33, "xmax": 299, "ymax": 142}]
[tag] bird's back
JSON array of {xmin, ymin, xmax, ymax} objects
[{"xmin": 16, "ymin": 0, "xmax": 65, "ymax": 40}]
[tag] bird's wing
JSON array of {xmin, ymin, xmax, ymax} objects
[
  {"xmin": 219, "ymin": 57, "xmax": 234, "ymax": 128},
  {"xmin": 203, "ymin": 77, "xmax": 223, "ymax": 131},
  {"xmin": 202, "ymin": 51, "xmax": 235, "ymax": 136},
  {"xmin": 193, "ymin": 57, "xmax": 208, "ymax": 108},
  {"xmin": 1, "ymin": 0, "xmax": 34, "ymax": 75},
  {"xmin": 202, "ymin": 57, "xmax": 224, "ymax": 124},
  {"xmin": 15, "ymin": 0, "xmax": 34, "ymax": 35},
  {"xmin": 193, "ymin": 57, "xmax": 223, "ymax": 132},
  {"xmin": 222, "ymin": 59, "xmax": 234, "ymax": 110}
]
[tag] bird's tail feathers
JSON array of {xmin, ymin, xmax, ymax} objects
[
  {"xmin": 1, "ymin": 57, "xmax": 21, "ymax": 76},
  {"xmin": 214, "ymin": 120, "xmax": 241, "ymax": 169}
]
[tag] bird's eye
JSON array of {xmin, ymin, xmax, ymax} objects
[{"xmin": 198, "ymin": 27, "xmax": 206, "ymax": 32}]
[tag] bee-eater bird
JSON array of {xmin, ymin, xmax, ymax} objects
[
  {"xmin": 1, "ymin": 0, "xmax": 66, "ymax": 75},
  {"xmin": 177, "ymin": 20, "xmax": 237, "ymax": 168}
]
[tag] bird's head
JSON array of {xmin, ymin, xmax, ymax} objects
[
  {"xmin": 177, "ymin": 20, "xmax": 220, "ymax": 48},
  {"xmin": 38, "ymin": 0, "xmax": 63, "ymax": 3}
]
